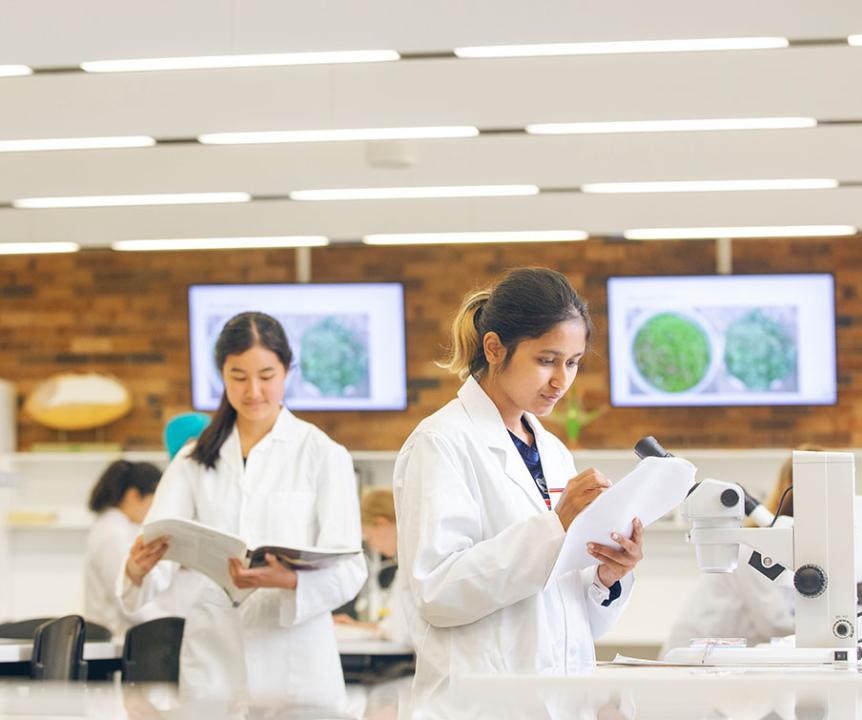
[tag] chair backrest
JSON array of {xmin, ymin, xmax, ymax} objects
[
  {"xmin": 0, "ymin": 618, "xmax": 55, "ymax": 639},
  {"xmin": 83, "ymin": 621, "xmax": 112, "ymax": 641},
  {"xmin": 0, "ymin": 617, "xmax": 111, "ymax": 641},
  {"xmin": 31, "ymin": 615, "xmax": 87, "ymax": 681},
  {"xmin": 122, "ymin": 617, "xmax": 185, "ymax": 683}
]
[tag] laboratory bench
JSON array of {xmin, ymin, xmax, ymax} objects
[{"xmin": 1, "ymin": 665, "xmax": 862, "ymax": 718}]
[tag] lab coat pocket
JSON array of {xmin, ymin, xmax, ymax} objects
[{"xmin": 265, "ymin": 490, "xmax": 316, "ymax": 545}]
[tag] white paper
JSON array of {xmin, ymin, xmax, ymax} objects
[{"xmin": 545, "ymin": 456, "xmax": 696, "ymax": 588}]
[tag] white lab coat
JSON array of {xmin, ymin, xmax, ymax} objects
[
  {"xmin": 394, "ymin": 377, "xmax": 633, "ymax": 704},
  {"xmin": 378, "ymin": 568, "xmax": 412, "ymax": 646},
  {"xmin": 660, "ymin": 546, "xmax": 795, "ymax": 657},
  {"xmin": 85, "ymin": 508, "xmax": 197, "ymax": 638},
  {"xmin": 119, "ymin": 408, "xmax": 367, "ymax": 704}
]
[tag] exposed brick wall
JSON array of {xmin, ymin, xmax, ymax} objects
[{"xmin": 1, "ymin": 238, "xmax": 859, "ymax": 450}]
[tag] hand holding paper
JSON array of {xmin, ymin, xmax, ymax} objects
[{"xmin": 546, "ymin": 456, "xmax": 696, "ymax": 588}]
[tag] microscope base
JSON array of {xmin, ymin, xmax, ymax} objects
[{"xmin": 664, "ymin": 645, "xmax": 858, "ymax": 667}]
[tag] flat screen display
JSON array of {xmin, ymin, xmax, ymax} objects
[
  {"xmin": 188, "ymin": 283, "xmax": 407, "ymax": 411},
  {"xmin": 607, "ymin": 274, "xmax": 837, "ymax": 407}
]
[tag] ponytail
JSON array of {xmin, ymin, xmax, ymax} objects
[
  {"xmin": 437, "ymin": 289, "xmax": 492, "ymax": 380},
  {"xmin": 88, "ymin": 460, "xmax": 161, "ymax": 513},
  {"xmin": 190, "ymin": 394, "xmax": 238, "ymax": 470},
  {"xmin": 439, "ymin": 268, "xmax": 592, "ymax": 381}
]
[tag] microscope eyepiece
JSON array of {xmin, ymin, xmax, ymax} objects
[{"xmin": 634, "ymin": 436, "xmax": 673, "ymax": 459}]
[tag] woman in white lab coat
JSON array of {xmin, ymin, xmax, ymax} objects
[
  {"xmin": 121, "ymin": 311, "xmax": 367, "ymax": 703},
  {"xmin": 85, "ymin": 460, "xmax": 163, "ymax": 636},
  {"xmin": 660, "ymin": 454, "xmax": 799, "ymax": 656},
  {"xmin": 334, "ymin": 488, "xmax": 411, "ymax": 645},
  {"xmin": 394, "ymin": 268, "xmax": 644, "ymax": 705}
]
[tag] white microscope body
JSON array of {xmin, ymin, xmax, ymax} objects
[{"xmin": 673, "ymin": 449, "xmax": 858, "ymax": 665}]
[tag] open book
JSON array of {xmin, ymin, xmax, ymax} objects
[{"xmin": 142, "ymin": 517, "xmax": 361, "ymax": 606}]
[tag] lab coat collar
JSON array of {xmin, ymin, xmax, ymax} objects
[
  {"xmin": 218, "ymin": 406, "xmax": 300, "ymax": 472},
  {"xmin": 457, "ymin": 377, "xmax": 550, "ymax": 513}
]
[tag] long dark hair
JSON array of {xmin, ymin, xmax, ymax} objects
[
  {"xmin": 440, "ymin": 267, "xmax": 592, "ymax": 379},
  {"xmin": 191, "ymin": 311, "xmax": 293, "ymax": 469},
  {"xmin": 88, "ymin": 461, "xmax": 162, "ymax": 513}
]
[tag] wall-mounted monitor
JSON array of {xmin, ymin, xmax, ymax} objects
[
  {"xmin": 188, "ymin": 283, "xmax": 407, "ymax": 412},
  {"xmin": 607, "ymin": 274, "xmax": 836, "ymax": 407}
]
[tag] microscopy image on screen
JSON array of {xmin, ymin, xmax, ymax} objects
[
  {"xmin": 607, "ymin": 274, "xmax": 835, "ymax": 408},
  {"xmin": 189, "ymin": 283, "xmax": 406, "ymax": 412},
  {"xmin": 626, "ymin": 306, "xmax": 799, "ymax": 398},
  {"xmin": 204, "ymin": 312, "xmax": 371, "ymax": 400}
]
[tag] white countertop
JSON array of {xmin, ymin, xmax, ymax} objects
[
  {"xmin": 0, "ymin": 639, "xmax": 122, "ymax": 663},
  {"xmin": 0, "ymin": 638, "xmax": 410, "ymax": 664}
]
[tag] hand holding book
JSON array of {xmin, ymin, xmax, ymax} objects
[
  {"xmin": 141, "ymin": 517, "xmax": 362, "ymax": 605},
  {"xmin": 228, "ymin": 554, "xmax": 298, "ymax": 590}
]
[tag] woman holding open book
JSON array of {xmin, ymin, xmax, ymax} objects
[
  {"xmin": 120, "ymin": 311, "xmax": 367, "ymax": 704},
  {"xmin": 393, "ymin": 268, "xmax": 644, "ymax": 706}
]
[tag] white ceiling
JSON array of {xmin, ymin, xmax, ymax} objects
[{"xmin": 1, "ymin": 0, "xmax": 861, "ymax": 247}]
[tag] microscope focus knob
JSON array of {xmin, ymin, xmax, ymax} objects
[
  {"xmin": 720, "ymin": 489, "xmax": 740, "ymax": 508},
  {"xmin": 794, "ymin": 564, "xmax": 827, "ymax": 598}
]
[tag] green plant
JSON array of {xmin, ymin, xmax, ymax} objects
[{"xmin": 550, "ymin": 391, "xmax": 608, "ymax": 446}]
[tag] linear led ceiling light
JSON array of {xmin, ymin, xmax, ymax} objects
[
  {"xmin": 199, "ymin": 126, "xmax": 479, "ymax": 144},
  {"xmin": 527, "ymin": 117, "xmax": 817, "ymax": 135},
  {"xmin": 624, "ymin": 225, "xmax": 857, "ymax": 240},
  {"xmin": 848, "ymin": 35, "xmax": 862, "ymax": 46},
  {"xmin": 363, "ymin": 230, "xmax": 588, "ymax": 245},
  {"xmin": 290, "ymin": 185, "xmax": 539, "ymax": 201},
  {"xmin": 13, "ymin": 192, "xmax": 251, "ymax": 209},
  {"xmin": 0, "ymin": 136, "xmax": 155, "ymax": 152},
  {"xmin": 80, "ymin": 50, "xmax": 400, "ymax": 73},
  {"xmin": 581, "ymin": 178, "xmax": 838, "ymax": 194},
  {"xmin": 112, "ymin": 236, "xmax": 329, "ymax": 251},
  {"xmin": 0, "ymin": 65, "xmax": 33, "ymax": 77},
  {"xmin": 455, "ymin": 37, "xmax": 789, "ymax": 58},
  {"xmin": 0, "ymin": 242, "xmax": 79, "ymax": 254}
]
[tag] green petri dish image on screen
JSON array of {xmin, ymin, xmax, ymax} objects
[
  {"xmin": 300, "ymin": 317, "xmax": 369, "ymax": 396},
  {"xmin": 632, "ymin": 312, "xmax": 712, "ymax": 393},
  {"xmin": 724, "ymin": 310, "xmax": 795, "ymax": 390}
]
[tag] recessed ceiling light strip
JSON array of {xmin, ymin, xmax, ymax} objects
[
  {"xmin": 0, "ymin": 136, "xmax": 155, "ymax": 152},
  {"xmin": 290, "ymin": 185, "xmax": 539, "ymax": 200},
  {"xmin": 624, "ymin": 225, "xmax": 857, "ymax": 240},
  {"xmin": 80, "ymin": 50, "xmax": 400, "ymax": 73},
  {"xmin": 13, "ymin": 192, "xmax": 251, "ymax": 209},
  {"xmin": 455, "ymin": 37, "xmax": 789, "ymax": 58},
  {"xmin": 199, "ymin": 126, "xmax": 478, "ymax": 144},
  {"xmin": 581, "ymin": 178, "xmax": 838, "ymax": 194},
  {"xmin": 527, "ymin": 117, "xmax": 816, "ymax": 135},
  {"xmin": 363, "ymin": 230, "xmax": 588, "ymax": 245},
  {"xmin": 0, "ymin": 242, "xmax": 79, "ymax": 254},
  {"xmin": 112, "ymin": 236, "xmax": 329, "ymax": 251}
]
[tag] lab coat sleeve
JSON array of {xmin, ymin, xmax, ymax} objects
[
  {"xmin": 398, "ymin": 431, "xmax": 566, "ymax": 628},
  {"xmin": 94, "ymin": 520, "xmax": 166, "ymax": 630},
  {"xmin": 578, "ymin": 565, "xmax": 634, "ymax": 640},
  {"xmin": 279, "ymin": 444, "xmax": 367, "ymax": 627},
  {"xmin": 117, "ymin": 455, "xmax": 195, "ymax": 613}
]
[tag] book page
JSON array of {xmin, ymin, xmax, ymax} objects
[
  {"xmin": 142, "ymin": 518, "xmax": 252, "ymax": 605},
  {"xmin": 545, "ymin": 456, "xmax": 696, "ymax": 588},
  {"xmin": 248, "ymin": 544, "xmax": 362, "ymax": 569}
]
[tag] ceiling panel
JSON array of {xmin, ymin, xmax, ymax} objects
[
  {"xmin": 1, "ymin": 127, "xmax": 861, "ymax": 200},
  {"xmin": 1, "ymin": 2, "xmax": 860, "ymax": 248},
  {"xmin": 1, "ymin": 48, "xmax": 861, "ymax": 139},
  {"xmin": 2, "ymin": 0, "xmax": 860, "ymax": 67},
  {"xmin": 0, "ymin": 189, "xmax": 859, "ymax": 246}
]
